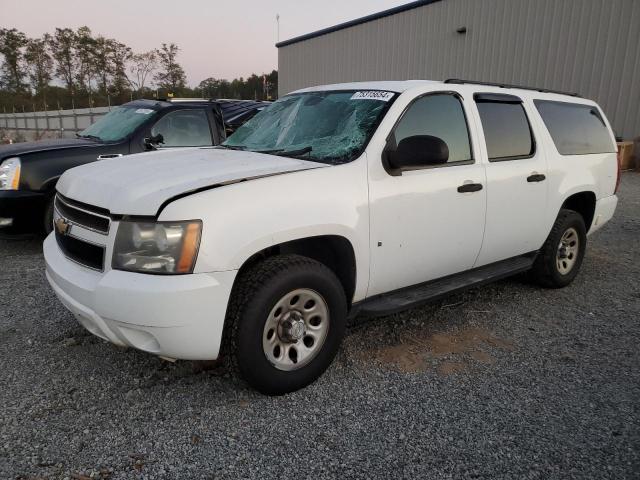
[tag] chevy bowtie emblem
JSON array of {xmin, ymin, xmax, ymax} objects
[{"xmin": 55, "ymin": 217, "xmax": 71, "ymax": 236}]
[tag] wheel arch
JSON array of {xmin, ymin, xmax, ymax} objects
[
  {"xmin": 234, "ymin": 234, "xmax": 358, "ymax": 307},
  {"xmin": 560, "ymin": 191, "xmax": 596, "ymax": 231},
  {"xmin": 38, "ymin": 176, "xmax": 61, "ymax": 199}
]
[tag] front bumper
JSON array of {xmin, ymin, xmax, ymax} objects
[
  {"xmin": 0, "ymin": 190, "xmax": 46, "ymax": 231},
  {"xmin": 44, "ymin": 234, "xmax": 237, "ymax": 360}
]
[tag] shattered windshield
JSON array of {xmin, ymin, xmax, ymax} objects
[
  {"xmin": 79, "ymin": 105, "xmax": 158, "ymax": 142},
  {"xmin": 222, "ymin": 90, "xmax": 397, "ymax": 164}
]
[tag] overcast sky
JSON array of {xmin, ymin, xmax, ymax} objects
[{"xmin": 1, "ymin": 0, "xmax": 409, "ymax": 86}]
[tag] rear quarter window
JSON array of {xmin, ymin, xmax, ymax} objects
[{"xmin": 534, "ymin": 100, "xmax": 615, "ymax": 155}]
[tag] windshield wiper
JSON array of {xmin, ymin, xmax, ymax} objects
[
  {"xmin": 220, "ymin": 144, "xmax": 317, "ymax": 161},
  {"xmin": 76, "ymin": 133, "xmax": 102, "ymax": 141},
  {"xmin": 268, "ymin": 146, "xmax": 313, "ymax": 159},
  {"xmin": 256, "ymin": 148, "xmax": 285, "ymax": 154},
  {"xmin": 216, "ymin": 144, "xmax": 246, "ymax": 151}
]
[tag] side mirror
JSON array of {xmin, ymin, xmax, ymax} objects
[
  {"xmin": 387, "ymin": 135, "xmax": 449, "ymax": 171},
  {"xmin": 144, "ymin": 133, "xmax": 164, "ymax": 150}
]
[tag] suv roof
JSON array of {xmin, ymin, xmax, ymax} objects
[
  {"xmin": 215, "ymin": 100, "xmax": 269, "ymax": 125},
  {"xmin": 123, "ymin": 98, "xmax": 269, "ymax": 125},
  {"xmin": 292, "ymin": 80, "xmax": 440, "ymax": 94},
  {"xmin": 292, "ymin": 80, "xmax": 584, "ymax": 101}
]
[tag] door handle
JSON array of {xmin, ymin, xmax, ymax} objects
[
  {"xmin": 527, "ymin": 173, "xmax": 546, "ymax": 182},
  {"xmin": 457, "ymin": 183, "xmax": 483, "ymax": 193},
  {"xmin": 97, "ymin": 154, "xmax": 123, "ymax": 160}
]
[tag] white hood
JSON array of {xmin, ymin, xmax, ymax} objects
[{"xmin": 57, "ymin": 147, "xmax": 326, "ymax": 215}]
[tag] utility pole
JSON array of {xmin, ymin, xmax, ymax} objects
[{"xmin": 276, "ymin": 14, "xmax": 280, "ymax": 43}]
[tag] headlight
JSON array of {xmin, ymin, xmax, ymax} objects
[
  {"xmin": 0, "ymin": 157, "xmax": 21, "ymax": 190},
  {"xmin": 112, "ymin": 220, "xmax": 202, "ymax": 274}
]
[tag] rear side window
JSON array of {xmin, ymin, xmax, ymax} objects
[
  {"xmin": 534, "ymin": 100, "xmax": 615, "ymax": 155},
  {"xmin": 476, "ymin": 101, "xmax": 534, "ymax": 161}
]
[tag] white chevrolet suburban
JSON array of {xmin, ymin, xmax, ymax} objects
[{"xmin": 44, "ymin": 80, "xmax": 619, "ymax": 394}]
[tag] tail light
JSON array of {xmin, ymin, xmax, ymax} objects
[{"xmin": 615, "ymin": 147, "xmax": 622, "ymax": 194}]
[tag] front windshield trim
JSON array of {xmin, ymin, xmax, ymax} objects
[{"xmin": 223, "ymin": 89, "xmax": 399, "ymax": 165}]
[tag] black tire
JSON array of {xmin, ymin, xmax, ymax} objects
[
  {"xmin": 43, "ymin": 196, "xmax": 55, "ymax": 235},
  {"xmin": 224, "ymin": 254, "xmax": 347, "ymax": 395},
  {"xmin": 530, "ymin": 209, "xmax": 587, "ymax": 288}
]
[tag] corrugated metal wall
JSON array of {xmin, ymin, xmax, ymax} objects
[{"xmin": 278, "ymin": 0, "xmax": 640, "ymax": 139}]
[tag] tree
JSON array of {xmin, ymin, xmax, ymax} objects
[
  {"xmin": 74, "ymin": 26, "xmax": 96, "ymax": 96},
  {"xmin": 24, "ymin": 35, "xmax": 53, "ymax": 102},
  {"xmin": 265, "ymin": 70, "xmax": 278, "ymax": 99},
  {"xmin": 109, "ymin": 40, "xmax": 132, "ymax": 95},
  {"xmin": 92, "ymin": 36, "xmax": 113, "ymax": 95},
  {"xmin": 1, "ymin": 24, "xmax": 278, "ymax": 111},
  {"xmin": 129, "ymin": 50, "xmax": 158, "ymax": 94},
  {"xmin": 154, "ymin": 43, "xmax": 186, "ymax": 92},
  {"xmin": 0, "ymin": 28, "xmax": 28, "ymax": 93},
  {"xmin": 196, "ymin": 70, "xmax": 278, "ymax": 101},
  {"xmin": 49, "ymin": 28, "xmax": 77, "ymax": 95},
  {"xmin": 197, "ymin": 77, "xmax": 232, "ymax": 98}
]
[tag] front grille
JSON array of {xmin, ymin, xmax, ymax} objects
[
  {"xmin": 55, "ymin": 195, "xmax": 110, "ymax": 234},
  {"xmin": 55, "ymin": 230, "xmax": 105, "ymax": 271}
]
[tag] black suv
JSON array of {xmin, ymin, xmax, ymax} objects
[{"xmin": 0, "ymin": 98, "xmax": 267, "ymax": 234}]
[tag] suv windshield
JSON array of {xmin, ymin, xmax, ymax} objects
[
  {"xmin": 222, "ymin": 90, "xmax": 396, "ymax": 164},
  {"xmin": 79, "ymin": 105, "xmax": 158, "ymax": 142}
]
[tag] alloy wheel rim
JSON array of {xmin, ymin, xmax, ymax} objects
[
  {"xmin": 556, "ymin": 227, "xmax": 579, "ymax": 275},
  {"xmin": 262, "ymin": 288, "xmax": 330, "ymax": 371}
]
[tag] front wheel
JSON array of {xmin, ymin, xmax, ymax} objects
[
  {"xmin": 226, "ymin": 254, "xmax": 347, "ymax": 395},
  {"xmin": 530, "ymin": 209, "xmax": 587, "ymax": 288}
]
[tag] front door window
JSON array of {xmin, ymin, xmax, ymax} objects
[{"xmin": 151, "ymin": 110, "xmax": 212, "ymax": 147}]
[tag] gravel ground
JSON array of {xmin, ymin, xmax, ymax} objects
[{"xmin": 1, "ymin": 173, "xmax": 639, "ymax": 480}]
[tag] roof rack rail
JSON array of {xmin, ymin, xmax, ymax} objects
[{"xmin": 444, "ymin": 79, "xmax": 581, "ymax": 97}]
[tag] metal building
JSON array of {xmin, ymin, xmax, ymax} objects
[{"xmin": 277, "ymin": 0, "xmax": 640, "ymax": 139}]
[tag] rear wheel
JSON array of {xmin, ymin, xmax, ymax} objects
[
  {"xmin": 225, "ymin": 254, "xmax": 347, "ymax": 395},
  {"xmin": 530, "ymin": 209, "xmax": 586, "ymax": 288}
]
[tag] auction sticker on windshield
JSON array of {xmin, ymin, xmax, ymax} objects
[
  {"xmin": 351, "ymin": 91, "xmax": 395, "ymax": 102},
  {"xmin": 135, "ymin": 108, "xmax": 155, "ymax": 115}
]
